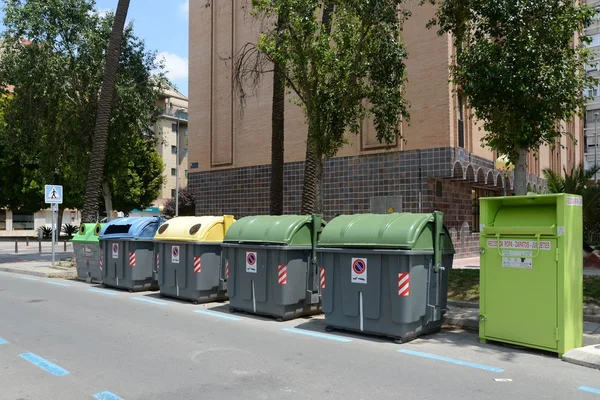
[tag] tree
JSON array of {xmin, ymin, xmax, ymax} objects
[
  {"xmin": 162, "ymin": 186, "xmax": 196, "ymax": 218},
  {"xmin": 0, "ymin": 0, "xmax": 166, "ymax": 227},
  {"xmin": 237, "ymin": 1, "xmax": 410, "ymax": 213},
  {"xmin": 82, "ymin": 0, "xmax": 131, "ymax": 222},
  {"xmin": 544, "ymin": 164, "xmax": 600, "ymax": 243},
  {"xmin": 427, "ymin": 0, "xmax": 596, "ymax": 195}
]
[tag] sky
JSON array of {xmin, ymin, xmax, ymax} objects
[{"xmin": 0, "ymin": 0, "xmax": 190, "ymax": 96}]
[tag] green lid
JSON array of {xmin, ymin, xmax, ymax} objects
[
  {"xmin": 71, "ymin": 223, "xmax": 104, "ymax": 243},
  {"xmin": 317, "ymin": 213, "xmax": 454, "ymax": 251},
  {"xmin": 224, "ymin": 215, "xmax": 324, "ymax": 246}
]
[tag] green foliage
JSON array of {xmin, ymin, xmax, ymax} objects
[
  {"xmin": 247, "ymin": 1, "xmax": 411, "ymax": 212},
  {"xmin": 0, "ymin": 0, "xmax": 166, "ymax": 215},
  {"xmin": 543, "ymin": 164, "xmax": 600, "ymax": 243},
  {"xmin": 38, "ymin": 226, "xmax": 53, "ymax": 239},
  {"xmin": 427, "ymin": 0, "xmax": 596, "ymax": 191},
  {"xmin": 61, "ymin": 223, "xmax": 79, "ymax": 238},
  {"xmin": 162, "ymin": 186, "xmax": 196, "ymax": 218}
]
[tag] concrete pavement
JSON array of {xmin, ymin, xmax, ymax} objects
[
  {"xmin": 0, "ymin": 240, "xmax": 76, "ymax": 278},
  {"xmin": 1, "ymin": 271, "xmax": 600, "ymax": 400}
]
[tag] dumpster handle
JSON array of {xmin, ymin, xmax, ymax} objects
[{"xmin": 495, "ymin": 234, "xmax": 542, "ymax": 258}]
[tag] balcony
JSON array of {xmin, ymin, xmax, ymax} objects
[{"xmin": 159, "ymin": 108, "xmax": 188, "ymax": 121}]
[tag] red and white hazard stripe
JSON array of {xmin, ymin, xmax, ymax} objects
[
  {"xmin": 99, "ymin": 252, "xmax": 103, "ymax": 272},
  {"xmin": 225, "ymin": 259, "xmax": 230, "ymax": 279},
  {"xmin": 398, "ymin": 272, "xmax": 410, "ymax": 297},
  {"xmin": 193, "ymin": 256, "xmax": 202, "ymax": 274},
  {"xmin": 156, "ymin": 253, "xmax": 160, "ymax": 270},
  {"xmin": 277, "ymin": 265, "xmax": 287, "ymax": 285},
  {"xmin": 319, "ymin": 267, "xmax": 326, "ymax": 289},
  {"xmin": 129, "ymin": 251, "xmax": 136, "ymax": 267}
]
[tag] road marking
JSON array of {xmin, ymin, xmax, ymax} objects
[
  {"xmin": 20, "ymin": 276, "xmax": 39, "ymax": 281},
  {"xmin": 131, "ymin": 297, "xmax": 167, "ymax": 306},
  {"xmin": 397, "ymin": 349, "xmax": 504, "ymax": 373},
  {"xmin": 45, "ymin": 281, "xmax": 71, "ymax": 287},
  {"xmin": 93, "ymin": 391, "xmax": 125, "ymax": 400},
  {"xmin": 89, "ymin": 288, "xmax": 117, "ymax": 296},
  {"xmin": 0, "ymin": 337, "xmax": 8, "ymax": 345},
  {"xmin": 579, "ymin": 386, "xmax": 600, "ymax": 395},
  {"xmin": 19, "ymin": 353, "xmax": 69, "ymax": 376},
  {"xmin": 494, "ymin": 378, "xmax": 513, "ymax": 382},
  {"xmin": 193, "ymin": 310, "xmax": 242, "ymax": 321},
  {"xmin": 282, "ymin": 328, "xmax": 353, "ymax": 343}
]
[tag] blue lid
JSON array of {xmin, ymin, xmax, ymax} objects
[{"xmin": 99, "ymin": 216, "xmax": 164, "ymax": 240}]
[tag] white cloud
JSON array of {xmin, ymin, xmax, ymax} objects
[
  {"xmin": 158, "ymin": 52, "xmax": 189, "ymax": 81},
  {"xmin": 178, "ymin": 0, "xmax": 189, "ymax": 19},
  {"xmin": 97, "ymin": 8, "xmax": 112, "ymax": 18}
]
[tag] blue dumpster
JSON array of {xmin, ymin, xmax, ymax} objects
[{"xmin": 99, "ymin": 217, "xmax": 164, "ymax": 292}]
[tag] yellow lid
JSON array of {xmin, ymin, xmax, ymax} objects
[{"xmin": 154, "ymin": 215, "xmax": 235, "ymax": 242}]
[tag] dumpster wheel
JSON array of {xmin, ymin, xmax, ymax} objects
[
  {"xmin": 325, "ymin": 325, "xmax": 334, "ymax": 333},
  {"xmin": 229, "ymin": 307, "xmax": 236, "ymax": 313}
]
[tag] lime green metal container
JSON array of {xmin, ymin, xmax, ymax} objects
[
  {"xmin": 479, "ymin": 194, "xmax": 583, "ymax": 356},
  {"xmin": 71, "ymin": 223, "xmax": 105, "ymax": 283}
]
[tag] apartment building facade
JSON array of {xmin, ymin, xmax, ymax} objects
[
  {"xmin": 585, "ymin": 0, "xmax": 600, "ymax": 180},
  {"xmin": 187, "ymin": 1, "xmax": 583, "ymax": 257}
]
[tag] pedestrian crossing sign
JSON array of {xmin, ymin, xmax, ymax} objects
[{"xmin": 45, "ymin": 185, "xmax": 63, "ymax": 204}]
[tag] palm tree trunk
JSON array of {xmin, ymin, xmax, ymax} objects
[
  {"xmin": 81, "ymin": 0, "xmax": 131, "ymax": 222},
  {"xmin": 269, "ymin": 13, "xmax": 286, "ymax": 216},
  {"xmin": 513, "ymin": 147, "xmax": 528, "ymax": 195},
  {"xmin": 102, "ymin": 181, "xmax": 114, "ymax": 221},
  {"xmin": 301, "ymin": 137, "xmax": 319, "ymax": 214}
]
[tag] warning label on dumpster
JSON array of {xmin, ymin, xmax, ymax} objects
[
  {"xmin": 487, "ymin": 239, "xmax": 551, "ymax": 250},
  {"xmin": 502, "ymin": 257, "xmax": 533, "ymax": 269},
  {"xmin": 501, "ymin": 250, "xmax": 533, "ymax": 257},
  {"xmin": 112, "ymin": 243, "xmax": 119, "ymax": 259},
  {"xmin": 246, "ymin": 252, "xmax": 257, "ymax": 273},
  {"xmin": 351, "ymin": 258, "xmax": 367, "ymax": 284}
]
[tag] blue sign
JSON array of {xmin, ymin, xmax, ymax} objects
[
  {"xmin": 45, "ymin": 185, "xmax": 63, "ymax": 204},
  {"xmin": 190, "ymin": 162, "xmax": 199, "ymax": 169}
]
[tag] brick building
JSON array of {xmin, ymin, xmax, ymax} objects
[{"xmin": 187, "ymin": 1, "xmax": 583, "ymax": 257}]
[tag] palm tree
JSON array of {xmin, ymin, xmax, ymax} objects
[
  {"xmin": 270, "ymin": 12, "xmax": 287, "ymax": 216},
  {"xmin": 543, "ymin": 163, "xmax": 600, "ymax": 243},
  {"xmin": 81, "ymin": 0, "xmax": 131, "ymax": 222}
]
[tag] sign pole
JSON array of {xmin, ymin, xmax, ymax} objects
[{"xmin": 52, "ymin": 203, "xmax": 56, "ymax": 267}]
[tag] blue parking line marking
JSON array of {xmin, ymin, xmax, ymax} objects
[
  {"xmin": 19, "ymin": 353, "xmax": 69, "ymax": 376},
  {"xmin": 45, "ymin": 281, "xmax": 71, "ymax": 287},
  {"xmin": 397, "ymin": 349, "xmax": 504, "ymax": 373},
  {"xmin": 93, "ymin": 391, "xmax": 125, "ymax": 400},
  {"xmin": 20, "ymin": 276, "xmax": 38, "ymax": 281},
  {"xmin": 89, "ymin": 288, "xmax": 117, "ymax": 296},
  {"xmin": 579, "ymin": 386, "xmax": 600, "ymax": 395},
  {"xmin": 193, "ymin": 310, "xmax": 242, "ymax": 321},
  {"xmin": 0, "ymin": 337, "xmax": 8, "ymax": 345},
  {"xmin": 282, "ymin": 328, "xmax": 353, "ymax": 343},
  {"xmin": 131, "ymin": 297, "xmax": 167, "ymax": 306}
]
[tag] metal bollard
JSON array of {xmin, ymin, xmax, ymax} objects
[
  {"xmin": 14, "ymin": 240, "xmax": 18, "ymax": 254},
  {"xmin": 64, "ymin": 240, "xmax": 67, "ymax": 252},
  {"xmin": 26, "ymin": 236, "xmax": 29, "ymax": 246}
]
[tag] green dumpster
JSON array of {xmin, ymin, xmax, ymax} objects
[
  {"xmin": 479, "ymin": 194, "xmax": 583, "ymax": 356},
  {"xmin": 222, "ymin": 215, "xmax": 325, "ymax": 321},
  {"xmin": 72, "ymin": 223, "xmax": 105, "ymax": 283},
  {"xmin": 317, "ymin": 212, "xmax": 454, "ymax": 343}
]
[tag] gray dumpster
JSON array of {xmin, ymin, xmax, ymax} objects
[
  {"xmin": 316, "ymin": 212, "xmax": 454, "ymax": 343},
  {"xmin": 99, "ymin": 216, "xmax": 163, "ymax": 292},
  {"xmin": 72, "ymin": 223, "xmax": 105, "ymax": 283},
  {"xmin": 154, "ymin": 215, "xmax": 235, "ymax": 303},
  {"xmin": 222, "ymin": 215, "xmax": 325, "ymax": 321}
]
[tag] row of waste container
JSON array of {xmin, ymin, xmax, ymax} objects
[{"xmin": 72, "ymin": 212, "xmax": 454, "ymax": 343}]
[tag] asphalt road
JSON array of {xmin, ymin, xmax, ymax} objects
[{"xmin": 0, "ymin": 271, "xmax": 599, "ymax": 400}]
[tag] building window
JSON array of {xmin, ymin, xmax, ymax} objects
[
  {"xmin": 472, "ymin": 188, "xmax": 497, "ymax": 233},
  {"xmin": 171, "ymin": 123, "xmax": 178, "ymax": 132},
  {"xmin": 171, "ymin": 189, "xmax": 176, "ymax": 198},
  {"xmin": 184, "ymin": 170, "xmax": 188, "ymax": 178},
  {"xmin": 586, "ymin": 85, "xmax": 599, "ymax": 98},
  {"xmin": 0, "ymin": 210, "xmax": 5, "ymax": 231},
  {"xmin": 184, "ymin": 129, "xmax": 188, "ymax": 136},
  {"xmin": 12, "ymin": 213, "xmax": 34, "ymax": 230},
  {"xmin": 171, "ymin": 168, "xmax": 177, "ymax": 176},
  {"xmin": 458, "ymin": 96, "xmax": 465, "ymax": 148},
  {"xmin": 171, "ymin": 145, "xmax": 177, "ymax": 154},
  {"xmin": 183, "ymin": 148, "xmax": 188, "ymax": 157}
]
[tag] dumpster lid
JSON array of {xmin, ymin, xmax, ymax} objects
[
  {"xmin": 317, "ymin": 213, "xmax": 454, "ymax": 251},
  {"xmin": 99, "ymin": 217, "xmax": 163, "ymax": 239},
  {"xmin": 71, "ymin": 223, "xmax": 101, "ymax": 243},
  {"xmin": 154, "ymin": 216, "xmax": 235, "ymax": 242},
  {"xmin": 224, "ymin": 215, "xmax": 324, "ymax": 246}
]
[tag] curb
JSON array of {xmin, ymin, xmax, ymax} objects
[
  {"xmin": 442, "ymin": 315, "xmax": 479, "ymax": 330},
  {"xmin": 0, "ymin": 266, "xmax": 76, "ymax": 279},
  {"xmin": 448, "ymin": 300, "xmax": 600, "ymax": 323},
  {"xmin": 562, "ymin": 345, "xmax": 600, "ymax": 370}
]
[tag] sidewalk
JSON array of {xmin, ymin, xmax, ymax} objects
[
  {"xmin": 0, "ymin": 242, "xmax": 76, "ymax": 278},
  {"xmin": 453, "ymin": 256, "xmax": 600, "ymax": 276},
  {"xmin": 443, "ymin": 302, "xmax": 600, "ymax": 370}
]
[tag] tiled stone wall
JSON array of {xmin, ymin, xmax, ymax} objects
[{"xmin": 189, "ymin": 147, "xmax": 492, "ymax": 257}]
